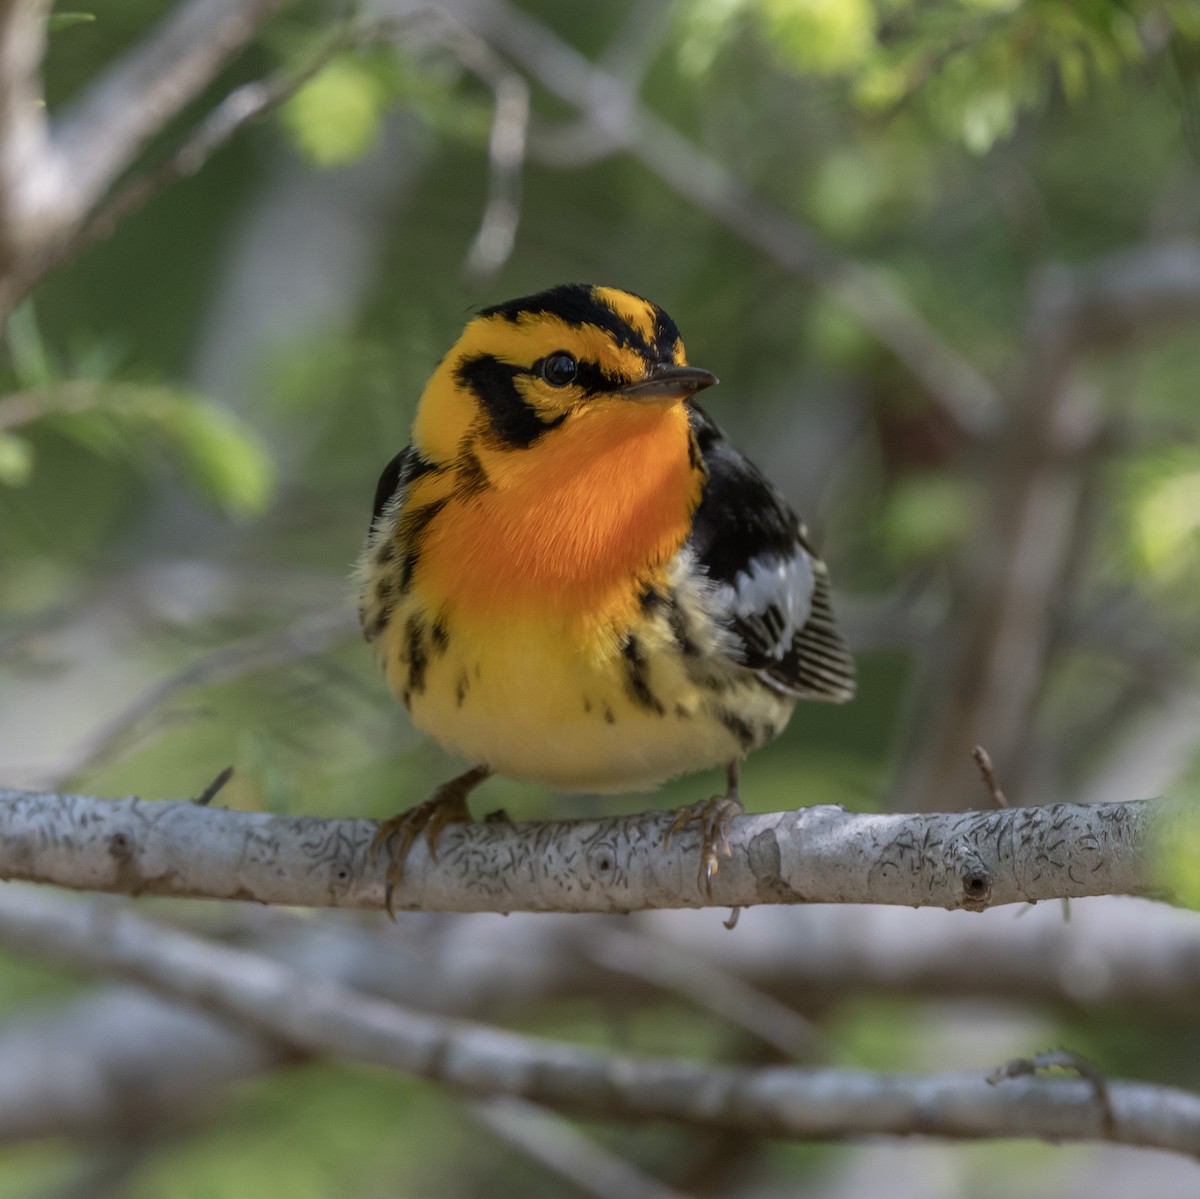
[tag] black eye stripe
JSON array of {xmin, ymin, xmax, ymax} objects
[
  {"xmin": 527, "ymin": 357, "xmax": 633, "ymax": 396},
  {"xmin": 457, "ymin": 350, "xmax": 655, "ymax": 450},
  {"xmin": 457, "ymin": 354, "xmax": 567, "ymax": 448},
  {"xmin": 569, "ymin": 360, "xmax": 622, "ymax": 395}
]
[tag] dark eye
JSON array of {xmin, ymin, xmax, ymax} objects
[{"xmin": 539, "ymin": 352, "xmax": 577, "ymax": 387}]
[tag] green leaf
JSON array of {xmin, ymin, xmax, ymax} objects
[
  {"xmin": 5, "ymin": 303, "xmax": 56, "ymax": 388},
  {"xmin": 152, "ymin": 401, "xmax": 276, "ymax": 518},
  {"xmin": 47, "ymin": 12, "xmax": 96, "ymax": 32},
  {"xmin": 757, "ymin": 0, "xmax": 876, "ymax": 75},
  {"xmin": 27, "ymin": 383, "xmax": 275, "ymax": 517},
  {"xmin": 281, "ymin": 54, "xmax": 387, "ymax": 167},
  {"xmin": 675, "ymin": 0, "xmax": 751, "ymax": 77},
  {"xmin": 0, "ymin": 434, "xmax": 33, "ymax": 486}
]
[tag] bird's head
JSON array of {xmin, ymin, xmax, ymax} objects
[{"xmin": 412, "ymin": 284, "xmax": 717, "ymax": 465}]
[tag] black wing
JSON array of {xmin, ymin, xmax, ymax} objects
[
  {"xmin": 686, "ymin": 404, "xmax": 855, "ymax": 701},
  {"xmin": 370, "ymin": 443, "xmax": 437, "ymax": 532}
]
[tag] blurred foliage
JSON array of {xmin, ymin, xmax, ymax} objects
[
  {"xmin": 46, "ymin": 11, "xmax": 97, "ymax": 34},
  {"xmin": 280, "ymin": 42, "xmax": 460, "ymax": 167},
  {"xmin": 1, "ymin": 302, "xmax": 274, "ymax": 525},
  {"xmin": 2, "ymin": 0, "xmax": 1200, "ymax": 1195},
  {"xmin": 680, "ymin": 0, "xmax": 1200, "ymax": 153},
  {"xmin": 282, "ymin": 52, "xmax": 390, "ymax": 167},
  {"xmin": 1156, "ymin": 801, "xmax": 1200, "ymax": 909},
  {"xmin": 1127, "ymin": 449, "xmax": 1200, "ymax": 586}
]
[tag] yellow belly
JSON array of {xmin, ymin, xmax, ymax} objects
[{"xmin": 380, "ymin": 585, "xmax": 794, "ymax": 792}]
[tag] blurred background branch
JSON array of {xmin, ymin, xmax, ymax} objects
[
  {"xmin": 3, "ymin": 886, "xmax": 1200, "ymax": 1161},
  {"xmin": 3, "ymin": 898, "xmax": 1198, "ymax": 1143},
  {"xmin": 0, "ymin": 0, "xmax": 288, "ymax": 314}
]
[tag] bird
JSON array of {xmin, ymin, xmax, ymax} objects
[{"xmin": 358, "ymin": 284, "xmax": 854, "ymax": 909}]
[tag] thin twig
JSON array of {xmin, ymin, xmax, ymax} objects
[
  {"xmin": 41, "ymin": 607, "xmax": 357, "ymax": 787},
  {"xmin": 972, "ymin": 746, "xmax": 1008, "ymax": 808},
  {"xmin": 194, "ymin": 765, "xmax": 234, "ymax": 807},
  {"xmin": 0, "ymin": 0, "xmax": 288, "ymax": 315},
  {"xmin": 431, "ymin": 19, "xmax": 530, "ymax": 283},
  {"xmin": 2, "ymin": 898, "xmax": 1200, "ymax": 1147},
  {"xmin": 51, "ymin": 0, "xmax": 289, "ymax": 214},
  {"xmin": 989, "ymin": 1049, "xmax": 1116, "ymax": 1139},
  {"xmin": 2, "ymin": 902, "xmax": 1200, "ymax": 1142},
  {"xmin": 17, "ymin": 20, "xmax": 383, "ymax": 301},
  {"xmin": 529, "ymin": 0, "xmax": 674, "ymax": 167},
  {"xmin": 585, "ymin": 925, "xmax": 826, "ymax": 1059},
  {"xmin": 0, "ymin": 379, "xmax": 109, "ymax": 432},
  {"xmin": 889, "ymin": 244, "xmax": 1200, "ymax": 816}
]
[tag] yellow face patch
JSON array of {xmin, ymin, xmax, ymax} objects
[{"xmin": 412, "ymin": 286, "xmax": 692, "ymax": 463}]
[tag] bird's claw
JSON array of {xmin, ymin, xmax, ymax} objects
[
  {"xmin": 664, "ymin": 793, "xmax": 744, "ymax": 898},
  {"xmin": 370, "ymin": 787, "xmax": 473, "ymax": 918}
]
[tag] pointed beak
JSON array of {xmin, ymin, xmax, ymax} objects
[{"xmin": 618, "ymin": 363, "xmax": 719, "ymax": 400}]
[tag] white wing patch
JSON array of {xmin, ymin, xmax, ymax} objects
[{"xmin": 713, "ymin": 549, "xmax": 815, "ymax": 663}]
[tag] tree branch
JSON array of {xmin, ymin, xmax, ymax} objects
[
  {"xmin": 0, "ymin": 886, "xmax": 1197, "ymax": 1158},
  {"xmin": 0, "ymin": 0, "xmax": 287, "ymax": 314},
  {"xmin": 0, "ymin": 787, "xmax": 1173, "ymax": 913},
  {"xmin": 49, "ymin": 0, "xmax": 288, "ymax": 232},
  {"xmin": 433, "ymin": 20, "xmax": 530, "ymax": 284},
  {"xmin": 0, "ymin": 0, "xmax": 55, "ymax": 277},
  {"xmin": 0, "ymin": 984, "xmax": 286, "ymax": 1144},
  {"xmin": 889, "ymin": 242, "xmax": 1200, "ymax": 811},
  {"xmin": 1049, "ymin": 240, "xmax": 1200, "ymax": 354},
  {"xmin": 10, "ymin": 10, "xmax": 381, "ymax": 309},
  {"xmin": 2, "ymin": 897, "xmax": 1197, "ymax": 1146}
]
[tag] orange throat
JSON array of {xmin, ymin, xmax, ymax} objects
[{"xmin": 416, "ymin": 401, "xmax": 702, "ymax": 622}]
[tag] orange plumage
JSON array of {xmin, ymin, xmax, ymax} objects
[{"xmin": 416, "ymin": 398, "xmax": 701, "ymax": 622}]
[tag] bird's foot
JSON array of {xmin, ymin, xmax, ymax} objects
[
  {"xmin": 664, "ymin": 786, "xmax": 744, "ymax": 899},
  {"xmin": 370, "ymin": 765, "xmax": 489, "ymax": 917}
]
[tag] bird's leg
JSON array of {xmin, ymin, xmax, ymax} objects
[
  {"xmin": 370, "ymin": 765, "xmax": 491, "ymax": 915},
  {"xmin": 664, "ymin": 759, "xmax": 744, "ymax": 898}
]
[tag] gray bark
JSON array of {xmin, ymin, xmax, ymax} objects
[{"xmin": 0, "ymin": 788, "xmax": 1170, "ymax": 913}]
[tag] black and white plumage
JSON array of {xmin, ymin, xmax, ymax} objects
[{"xmin": 686, "ymin": 404, "xmax": 856, "ymax": 703}]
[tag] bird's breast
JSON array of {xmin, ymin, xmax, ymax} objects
[{"xmin": 415, "ymin": 400, "xmax": 702, "ymax": 624}]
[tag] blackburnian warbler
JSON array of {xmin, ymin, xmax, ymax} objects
[{"xmin": 359, "ymin": 284, "xmax": 854, "ymax": 905}]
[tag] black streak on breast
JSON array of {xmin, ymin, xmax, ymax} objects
[{"xmin": 622, "ymin": 634, "xmax": 665, "ymax": 715}]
